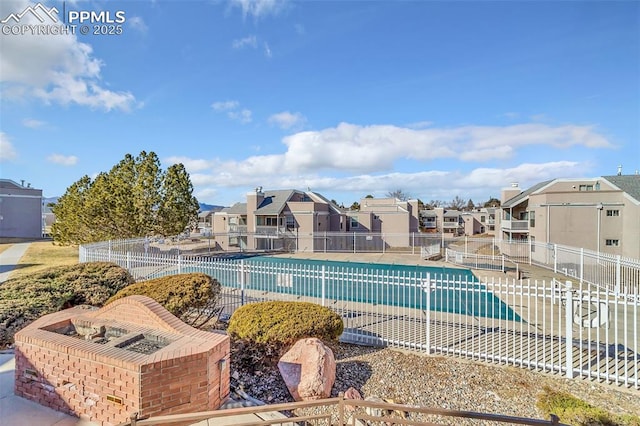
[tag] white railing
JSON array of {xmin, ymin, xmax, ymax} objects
[
  {"xmin": 82, "ymin": 234, "xmax": 640, "ymax": 296},
  {"xmin": 445, "ymin": 248, "xmax": 518, "ymax": 276},
  {"xmin": 79, "ymin": 242, "xmax": 640, "ymax": 389},
  {"xmin": 420, "ymin": 242, "xmax": 441, "ymax": 259},
  {"xmin": 501, "ymin": 219, "xmax": 530, "ymax": 231}
]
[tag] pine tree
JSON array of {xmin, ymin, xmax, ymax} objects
[{"xmin": 50, "ymin": 152, "xmax": 199, "ymax": 245}]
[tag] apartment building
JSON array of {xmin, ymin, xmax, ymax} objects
[
  {"xmin": 461, "ymin": 208, "xmax": 497, "ymax": 236},
  {"xmin": 500, "ymin": 175, "xmax": 640, "ymax": 258},
  {"xmin": 212, "ymin": 189, "xmax": 425, "ymax": 252},
  {"xmin": 346, "ymin": 197, "xmax": 420, "ymax": 247},
  {"xmin": 0, "ymin": 179, "xmax": 43, "ymax": 239},
  {"xmin": 213, "ymin": 188, "xmax": 345, "ymax": 251}
]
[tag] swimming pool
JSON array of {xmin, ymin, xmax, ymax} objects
[{"xmin": 189, "ymin": 256, "xmax": 522, "ymax": 322}]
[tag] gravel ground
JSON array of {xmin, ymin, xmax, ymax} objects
[{"xmin": 230, "ymin": 342, "xmax": 640, "ymax": 425}]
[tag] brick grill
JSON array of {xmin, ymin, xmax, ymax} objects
[{"xmin": 14, "ymin": 295, "xmax": 230, "ymax": 426}]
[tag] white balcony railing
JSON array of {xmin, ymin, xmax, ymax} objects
[{"xmin": 501, "ymin": 220, "xmax": 529, "ymax": 231}]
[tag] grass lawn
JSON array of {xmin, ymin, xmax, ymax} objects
[{"xmin": 8, "ymin": 241, "xmax": 79, "ymax": 279}]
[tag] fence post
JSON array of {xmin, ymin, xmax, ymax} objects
[
  {"xmin": 465, "ymin": 236, "xmax": 468, "ymax": 255},
  {"xmin": 240, "ymin": 259, "xmax": 246, "ymax": 305},
  {"xmin": 615, "ymin": 255, "xmax": 621, "ymax": 295},
  {"xmin": 353, "ymin": 233, "xmax": 356, "ymax": 254},
  {"xmin": 324, "ymin": 231, "xmax": 327, "ymax": 253},
  {"xmin": 580, "ymin": 248, "xmax": 584, "ymax": 284},
  {"xmin": 126, "ymin": 251, "xmax": 131, "ymax": 270},
  {"xmin": 502, "ymin": 255, "xmax": 505, "ymax": 273},
  {"xmin": 529, "ymin": 238, "xmax": 532, "ymax": 265},
  {"xmin": 108, "ymin": 240, "xmax": 112, "ymax": 262},
  {"xmin": 553, "ymin": 244, "xmax": 558, "ymax": 274},
  {"xmin": 382, "ymin": 234, "xmax": 385, "ymax": 254},
  {"xmin": 178, "ymin": 254, "xmax": 182, "ymax": 274},
  {"xmin": 425, "ymin": 273, "xmax": 431, "ymax": 354},
  {"xmin": 412, "ymin": 232, "xmax": 415, "ymax": 255},
  {"xmin": 321, "ymin": 265, "xmax": 326, "ymax": 307},
  {"xmin": 564, "ymin": 280, "xmax": 574, "ymax": 378}
]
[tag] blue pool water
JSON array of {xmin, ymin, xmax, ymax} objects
[{"xmin": 189, "ymin": 256, "xmax": 522, "ymax": 322}]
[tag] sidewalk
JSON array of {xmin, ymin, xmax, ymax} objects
[{"xmin": 0, "ymin": 242, "xmax": 32, "ymax": 283}]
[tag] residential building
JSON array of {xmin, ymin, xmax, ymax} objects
[
  {"xmin": 461, "ymin": 207, "xmax": 497, "ymax": 236},
  {"xmin": 212, "ymin": 189, "xmax": 424, "ymax": 252},
  {"xmin": 500, "ymin": 175, "xmax": 640, "ymax": 258},
  {"xmin": 213, "ymin": 188, "xmax": 345, "ymax": 252},
  {"xmin": 346, "ymin": 197, "xmax": 420, "ymax": 247},
  {"xmin": 0, "ymin": 179, "xmax": 43, "ymax": 239},
  {"xmin": 419, "ymin": 208, "xmax": 465, "ymax": 236}
]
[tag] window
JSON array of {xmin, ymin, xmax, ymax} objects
[
  {"xmin": 605, "ymin": 239, "xmax": 619, "ymax": 246},
  {"xmin": 480, "ymin": 215, "xmax": 485, "ymax": 223},
  {"xmin": 579, "ymin": 184, "xmax": 594, "ymax": 191},
  {"xmin": 265, "ymin": 216, "xmax": 278, "ymax": 226},
  {"xmin": 606, "ymin": 209, "xmax": 619, "ymax": 217},
  {"xmin": 529, "ymin": 211, "xmax": 535, "ymax": 228},
  {"xmin": 350, "ymin": 216, "xmax": 359, "ymax": 228},
  {"xmin": 285, "ymin": 216, "xmax": 295, "ymax": 229}
]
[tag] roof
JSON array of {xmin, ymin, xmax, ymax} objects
[
  {"xmin": 220, "ymin": 202, "xmax": 247, "ymax": 214},
  {"xmin": 602, "ymin": 175, "xmax": 640, "ymax": 203},
  {"xmin": 255, "ymin": 190, "xmax": 297, "ymax": 215},
  {"xmin": 443, "ymin": 210, "xmax": 462, "ymax": 218},
  {"xmin": 502, "ymin": 180, "xmax": 554, "ymax": 208}
]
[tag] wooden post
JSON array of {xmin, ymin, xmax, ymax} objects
[{"xmin": 338, "ymin": 392, "xmax": 345, "ymax": 426}]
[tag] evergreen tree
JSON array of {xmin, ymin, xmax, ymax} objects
[
  {"xmin": 156, "ymin": 163, "xmax": 200, "ymax": 237},
  {"xmin": 50, "ymin": 152, "xmax": 199, "ymax": 245}
]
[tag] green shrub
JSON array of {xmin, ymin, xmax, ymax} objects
[
  {"xmin": 107, "ymin": 273, "xmax": 222, "ymax": 328},
  {"xmin": 537, "ymin": 385, "xmax": 640, "ymax": 426},
  {"xmin": 227, "ymin": 301, "xmax": 344, "ymax": 346},
  {"xmin": 0, "ymin": 262, "xmax": 134, "ymax": 347}
]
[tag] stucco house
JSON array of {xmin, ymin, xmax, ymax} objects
[
  {"xmin": 0, "ymin": 179, "xmax": 43, "ymax": 239},
  {"xmin": 213, "ymin": 188, "xmax": 345, "ymax": 252},
  {"xmin": 500, "ymin": 174, "xmax": 640, "ymax": 259}
]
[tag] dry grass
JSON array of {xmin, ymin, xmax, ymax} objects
[{"xmin": 9, "ymin": 241, "xmax": 79, "ymax": 279}]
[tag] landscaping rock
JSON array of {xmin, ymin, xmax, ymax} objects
[{"xmin": 277, "ymin": 338, "xmax": 336, "ymax": 401}]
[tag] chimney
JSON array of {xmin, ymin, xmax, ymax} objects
[
  {"xmin": 501, "ymin": 182, "xmax": 521, "ymax": 204},
  {"xmin": 21, "ymin": 179, "xmax": 25, "ymax": 187},
  {"xmin": 617, "ymin": 165, "xmax": 622, "ymax": 176}
]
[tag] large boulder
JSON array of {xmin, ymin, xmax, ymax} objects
[{"xmin": 277, "ymin": 338, "xmax": 336, "ymax": 401}]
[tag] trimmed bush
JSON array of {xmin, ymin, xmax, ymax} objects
[
  {"xmin": 0, "ymin": 262, "xmax": 134, "ymax": 347},
  {"xmin": 107, "ymin": 273, "xmax": 222, "ymax": 328},
  {"xmin": 227, "ymin": 301, "xmax": 344, "ymax": 346},
  {"xmin": 536, "ymin": 385, "xmax": 640, "ymax": 426}
]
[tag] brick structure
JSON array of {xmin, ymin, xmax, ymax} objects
[{"xmin": 14, "ymin": 295, "xmax": 230, "ymax": 426}]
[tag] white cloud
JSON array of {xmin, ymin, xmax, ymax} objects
[
  {"xmin": 229, "ymin": 108, "xmax": 253, "ymax": 123},
  {"xmin": 0, "ymin": 133, "xmax": 18, "ymax": 162},
  {"xmin": 263, "ymin": 42, "xmax": 272, "ymax": 58},
  {"xmin": 211, "ymin": 100, "xmax": 240, "ymax": 111},
  {"xmin": 175, "ymin": 121, "xmax": 612, "ymax": 203},
  {"xmin": 230, "ymin": 0, "xmax": 288, "ymax": 19},
  {"xmin": 268, "ymin": 111, "xmax": 306, "ymax": 129},
  {"xmin": 232, "ymin": 35, "xmax": 257, "ymax": 49},
  {"xmin": 164, "ymin": 156, "xmax": 213, "ymax": 172},
  {"xmin": 47, "ymin": 153, "xmax": 78, "ymax": 166},
  {"xmin": 128, "ymin": 16, "xmax": 148, "ymax": 33},
  {"xmin": 22, "ymin": 118, "xmax": 45, "ymax": 128},
  {"xmin": 212, "ymin": 100, "xmax": 252, "ymax": 123},
  {"xmin": 0, "ymin": 0, "xmax": 137, "ymax": 111}
]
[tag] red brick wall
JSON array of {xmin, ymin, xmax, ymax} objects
[
  {"xmin": 14, "ymin": 297, "xmax": 231, "ymax": 426},
  {"xmin": 15, "ymin": 341, "xmax": 139, "ymax": 426}
]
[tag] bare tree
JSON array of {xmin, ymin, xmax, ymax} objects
[
  {"xmin": 448, "ymin": 196, "xmax": 466, "ymax": 210},
  {"xmin": 387, "ymin": 189, "xmax": 411, "ymax": 201}
]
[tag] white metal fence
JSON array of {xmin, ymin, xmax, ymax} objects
[
  {"xmin": 100, "ymin": 234, "xmax": 640, "ymax": 296},
  {"xmin": 79, "ymin": 241, "xmax": 640, "ymax": 389}
]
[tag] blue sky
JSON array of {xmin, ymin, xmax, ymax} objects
[{"xmin": 1, "ymin": 0, "xmax": 638, "ymax": 207}]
